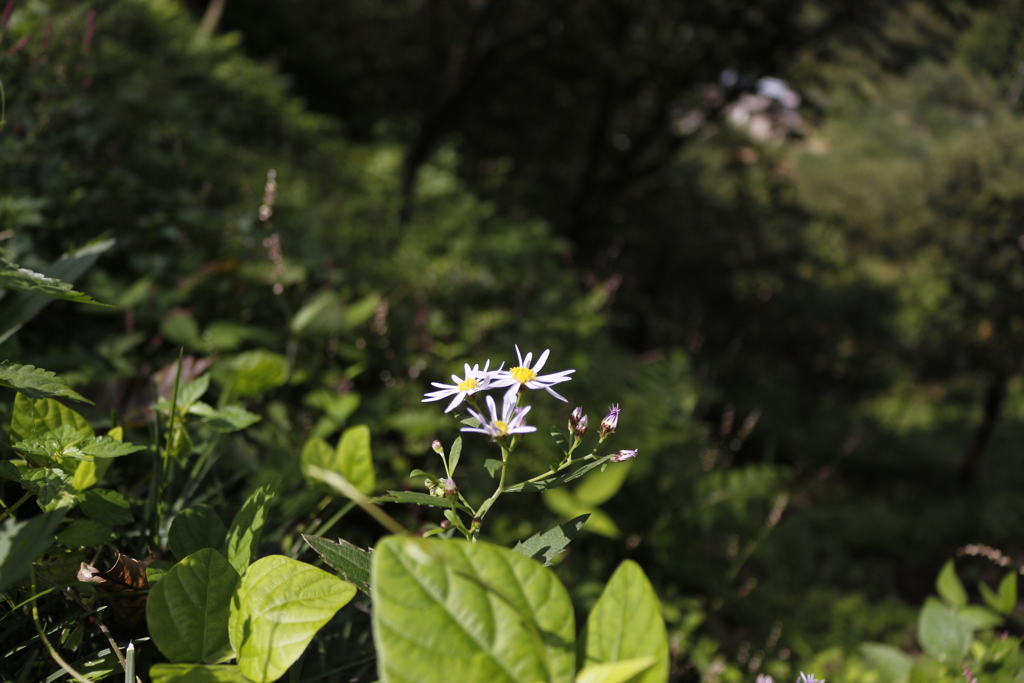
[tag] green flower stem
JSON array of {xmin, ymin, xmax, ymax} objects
[
  {"xmin": 0, "ymin": 491, "xmax": 31, "ymax": 524},
  {"xmin": 511, "ymin": 451, "xmax": 599, "ymax": 489},
  {"xmin": 473, "ymin": 442, "xmax": 511, "ymax": 531},
  {"xmin": 31, "ymin": 568, "xmax": 95, "ymax": 683}
]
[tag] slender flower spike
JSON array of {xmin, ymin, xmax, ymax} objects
[
  {"xmin": 492, "ymin": 345, "xmax": 575, "ymax": 402},
  {"xmin": 599, "ymin": 404, "xmax": 620, "ymax": 439},
  {"xmin": 461, "ymin": 393, "xmax": 537, "ymax": 439},
  {"xmin": 610, "ymin": 448, "xmax": 638, "ymax": 462},
  {"xmin": 422, "ymin": 361, "xmax": 496, "ymax": 413},
  {"xmin": 796, "ymin": 674, "xmax": 824, "ymax": 683}
]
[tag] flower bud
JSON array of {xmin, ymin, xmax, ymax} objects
[
  {"xmin": 431, "ymin": 440, "xmax": 444, "ymax": 455},
  {"xmin": 440, "ymin": 519, "xmax": 451, "ymax": 530},
  {"xmin": 574, "ymin": 414, "xmax": 589, "ymax": 440},
  {"xmin": 599, "ymin": 404, "xmax": 620, "ymax": 439},
  {"xmin": 443, "ymin": 478, "xmax": 458, "ymax": 499},
  {"xmin": 610, "ymin": 448, "xmax": 638, "ymax": 462},
  {"xmin": 569, "ymin": 406, "xmax": 584, "ymax": 432}
]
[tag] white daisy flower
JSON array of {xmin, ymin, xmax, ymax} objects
[
  {"xmin": 422, "ymin": 361, "xmax": 496, "ymax": 413},
  {"xmin": 491, "ymin": 345, "xmax": 575, "ymax": 402},
  {"xmin": 461, "ymin": 393, "xmax": 537, "ymax": 439}
]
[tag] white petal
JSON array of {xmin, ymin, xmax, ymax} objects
[{"xmin": 532, "ymin": 348, "xmax": 550, "ymax": 373}]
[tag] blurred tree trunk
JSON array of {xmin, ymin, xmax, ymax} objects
[{"xmin": 960, "ymin": 374, "xmax": 1008, "ymax": 484}]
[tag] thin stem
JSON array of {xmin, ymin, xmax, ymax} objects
[
  {"xmin": 0, "ymin": 490, "xmax": 31, "ymax": 524},
  {"xmin": 474, "ymin": 443, "xmax": 510, "ymax": 527},
  {"xmin": 31, "ymin": 568, "xmax": 94, "ymax": 683},
  {"xmin": 0, "ymin": 77, "xmax": 6, "ymax": 132}
]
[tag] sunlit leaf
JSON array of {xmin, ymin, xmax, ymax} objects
[
  {"xmin": 0, "ymin": 361, "xmax": 93, "ymax": 404},
  {"xmin": 225, "ymin": 479, "xmax": 277, "ymax": 575},
  {"xmin": 512, "ymin": 514, "xmax": 590, "ymax": 566},
  {"xmin": 229, "ymin": 555, "xmax": 356, "ymax": 683},
  {"xmin": 917, "ymin": 598, "xmax": 971, "ymax": 662},
  {"xmin": 302, "ymin": 535, "xmax": 372, "ymax": 594},
  {"xmin": 373, "ymin": 536, "xmax": 576, "ymax": 683},
  {"xmin": 579, "ymin": 560, "xmax": 669, "ymax": 683}
]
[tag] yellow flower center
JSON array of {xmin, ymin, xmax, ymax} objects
[
  {"xmin": 457, "ymin": 378, "xmax": 478, "ymax": 392},
  {"xmin": 510, "ymin": 366, "xmax": 537, "ymax": 384},
  {"xmin": 493, "ymin": 420, "xmax": 509, "ymax": 436}
]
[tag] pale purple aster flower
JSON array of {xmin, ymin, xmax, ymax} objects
[
  {"xmin": 461, "ymin": 393, "xmax": 537, "ymax": 439},
  {"xmin": 422, "ymin": 360, "xmax": 496, "ymax": 413},
  {"xmin": 491, "ymin": 345, "xmax": 575, "ymax": 402},
  {"xmin": 796, "ymin": 673, "xmax": 824, "ymax": 683},
  {"xmin": 755, "ymin": 676, "xmax": 774, "ymax": 683},
  {"xmin": 610, "ymin": 448, "xmax": 638, "ymax": 462}
]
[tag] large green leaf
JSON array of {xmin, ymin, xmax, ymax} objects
[
  {"xmin": 229, "ymin": 555, "xmax": 356, "ymax": 683},
  {"xmin": 372, "ymin": 536, "xmax": 576, "ymax": 683},
  {"xmin": 56, "ymin": 519, "xmax": 116, "ymax": 547},
  {"xmin": 579, "ymin": 560, "xmax": 669, "ymax": 683},
  {"xmin": 0, "ymin": 510, "xmax": 65, "ymax": 592},
  {"xmin": 859, "ymin": 643, "xmax": 914, "ymax": 683},
  {"xmin": 10, "ymin": 393, "xmax": 93, "ymax": 443},
  {"xmin": 0, "ymin": 361, "xmax": 92, "ymax": 404},
  {"xmin": 169, "ymin": 505, "xmax": 228, "ymax": 560},
  {"xmin": 979, "ymin": 572, "xmax": 1017, "ymax": 616},
  {"xmin": 301, "ymin": 426, "xmax": 375, "ymax": 495},
  {"xmin": 917, "ymin": 598, "xmax": 972, "ymax": 662},
  {"xmin": 147, "ymin": 548, "xmax": 239, "ymax": 664},
  {"xmin": 79, "ymin": 436, "xmax": 147, "ymax": 459},
  {"xmin": 225, "ymin": 479, "xmax": 277, "ymax": 575},
  {"xmin": 302, "ymin": 535, "xmax": 372, "ymax": 594},
  {"xmin": 512, "ymin": 514, "xmax": 590, "ymax": 566},
  {"xmin": 220, "ymin": 350, "xmax": 289, "ymax": 398},
  {"xmin": 150, "ymin": 664, "xmax": 254, "ymax": 682}
]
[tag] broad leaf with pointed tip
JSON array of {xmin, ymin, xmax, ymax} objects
[
  {"xmin": 229, "ymin": 555, "xmax": 356, "ymax": 683},
  {"xmin": 372, "ymin": 535, "xmax": 576, "ymax": 683},
  {"xmin": 146, "ymin": 549, "xmax": 239, "ymax": 664},
  {"xmin": 169, "ymin": 505, "xmax": 228, "ymax": 561},
  {"xmin": 579, "ymin": 560, "xmax": 668, "ymax": 683},
  {"xmin": 225, "ymin": 479, "xmax": 277, "ymax": 575},
  {"xmin": 0, "ymin": 361, "xmax": 92, "ymax": 403}
]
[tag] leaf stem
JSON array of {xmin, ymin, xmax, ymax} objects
[
  {"xmin": 31, "ymin": 568, "xmax": 95, "ymax": 683},
  {"xmin": 0, "ymin": 490, "xmax": 31, "ymax": 524}
]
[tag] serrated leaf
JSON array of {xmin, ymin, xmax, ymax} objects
[
  {"xmin": 936, "ymin": 560, "xmax": 967, "ymax": 609},
  {"xmin": 917, "ymin": 598, "xmax": 971, "ymax": 662},
  {"xmin": 76, "ymin": 488, "xmax": 133, "ymax": 526},
  {"xmin": 860, "ymin": 642, "xmax": 914, "ymax": 683},
  {"xmin": 230, "ymin": 555, "xmax": 356, "ymax": 683},
  {"xmin": 576, "ymin": 658, "xmax": 656, "ymax": 683},
  {"xmin": 72, "ymin": 426, "xmax": 122, "ymax": 490},
  {"xmin": 580, "ymin": 560, "xmax": 669, "ymax": 683},
  {"xmin": 448, "ymin": 436, "xmax": 463, "ymax": 476},
  {"xmin": 225, "ymin": 479, "xmax": 277, "ymax": 575},
  {"xmin": 372, "ymin": 536, "xmax": 576, "ymax": 683},
  {"xmin": 504, "ymin": 453, "xmax": 620, "ymax": 493},
  {"xmin": 0, "ymin": 361, "xmax": 93, "ymax": 404},
  {"xmin": 10, "ymin": 393, "xmax": 93, "ymax": 444},
  {"xmin": 550, "ymin": 426, "xmax": 569, "ymax": 452},
  {"xmin": 513, "ymin": 514, "xmax": 590, "ymax": 566},
  {"xmin": 302, "ymin": 535, "xmax": 372, "ymax": 594},
  {"xmin": 0, "ymin": 257, "xmax": 107, "ymax": 304},
  {"xmin": 176, "ymin": 374, "xmax": 211, "ymax": 413},
  {"xmin": 371, "ymin": 490, "xmax": 471, "ymax": 513},
  {"xmin": 24, "ymin": 467, "xmax": 72, "ymax": 506},
  {"xmin": 147, "ymin": 548, "xmax": 239, "ymax": 664},
  {"xmin": 169, "ymin": 505, "xmax": 228, "ymax": 560},
  {"xmin": 0, "ymin": 239, "xmax": 115, "ymax": 344},
  {"xmin": 0, "ymin": 510, "xmax": 65, "ymax": 592},
  {"xmin": 80, "ymin": 436, "xmax": 146, "ymax": 458},
  {"xmin": 56, "ymin": 519, "xmax": 116, "ymax": 547},
  {"xmin": 150, "ymin": 664, "xmax": 253, "ymax": 682}
]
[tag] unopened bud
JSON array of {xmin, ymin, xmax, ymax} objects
[
  {"xmin": 443, "ymin": 478, "xmax": 458, "ymax": 499},
  {"xmin": 431, "ymin": 440, "xmax": 444, "ymax": 455},
  {"xmin": 440, "ymin": 519, "xmax": 451, "ymax": 530},
  {"xmin": 471, "ymin": 517, "xmax": 482, "ymax": 531},
  {"xmin": 574, "ymin": 414, "xmax": 589, "ymax": 440},
  {"xmin": 569, "ymin": 406, "xmax": 584, "ymax": 432},
  {"xmin": 610, "ymin": 448, "xmax": 638, "ymax": 462},
  {"xmin": 599, "ymin": 404, "xmax": 620, "ymax": 439}
]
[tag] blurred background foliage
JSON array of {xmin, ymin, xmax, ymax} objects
[{"xmin": 4, "ymin": 0, "xmax": 1024, "ymax": 680}]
